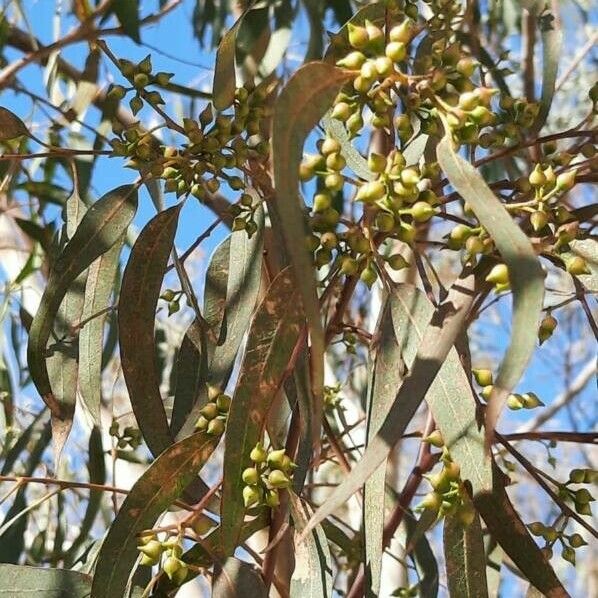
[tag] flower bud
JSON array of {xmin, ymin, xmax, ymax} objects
[
  {"xmin": 556, "ymin": 170, "xmax": 577, "ymax": 192},
  {"xmin": 528, "ymin": 522, "xmax": 546, "ymax": 536},
  {"xmin": 389, "ymin": 20, "xmax": 413, "ymax": 44},
  {"xmin": 337, "ymin": 51, "xmax": 367, "ymax": 70},
  {"xmin": 423, "ymin": 430, "xmax": 444, "ymax": 447},
  {"xmin": 569, "ymin": 533, "xmax": 587, "ymax": 548},
  {"xmin": 200, "ymin": 403, "xmax": 219, "ymax": 420},
  {"xmin": 321, "ymin": 137, "xmax": 341, "ymax": 156},
  {"xmin": 268, "ymin": 469, "xmax": 291, "ymax": 489},
  {"xmin": 364, "ymin": 20, "xmax": 384, "ymax": 52},
  {"xmin": 207, "ymin": 418, "xmax": 225, "ymax": 436},
  {"xmin": 356, "ymin": 180, "xmax": 386, "ymax": 203},
  {"xmin": 566, "ymin": 256, "xmax": 590, "ymax": 276},
  {"xmin": 473, "ymin": 369, "xmax": 493, "ymax": 387},
  {"xmin": 242, "ymin": 467, "xmax": 259, "ymax": 485},
  {"xmin": 385, "ymin": 41, "xmax": 406, "ymax": 63},
  {"xmin": 411, "ymin": 201, "xmax": 436, "ymax": 223},
  {"xmin": 265, "ymin": 489, "xmax": 280, "ymax": 507},
  {"xmin": 250, "ymin": 442, "xmax": 267, "ymax": 463},
  {"xmin": 561, "ymin": 546, "xmax": 576, "ymax": 566},
  {"xmin": 387, "ymin": 254, "xmax": 409, "ymax": 271},
  {"xmin": 521, "ymin": 392, "xmax": 543, "ymax": 409},
  {"xmin": 360, "ymin": 266, "xmax": 378, "ymax": 288},
  {"xmin": 528, "ymin": 164, "xmax": 546, "ymax": 187},
  {"xmin": 348, "ymin": 24, "xmax": 369, "ymax": 50},
  {"xmin": 507, "ymin": 393, "xmax": 524, "ymax": 410},
  {"xmin": 417, "ymin": 491, "xmax": 442, "ymax": 513},
  {"xmin": 195, "ymin": 416, "xmax": 208, "ymax": 431},
  {"xmin": 243, "ymin": 485, "xmax": 261, "ymax": 507},
  {"xmin": 485, "ymin": 263, "xmax": 509, "ymax": 286},
  {"xmin": 530, "ymin": 210, "xmax": 549, "ymax": 232}
]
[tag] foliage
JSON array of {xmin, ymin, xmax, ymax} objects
[{"xmin": 0, "ymin": 1, "xmax": 596, "ymax": 596}]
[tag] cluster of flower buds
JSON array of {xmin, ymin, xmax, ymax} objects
[
  {"xmin": 418, "ymin": 434, "xmax": 475, "ymax": 525},
  {"xmin": 324, "ymin": 383, "xmax": 344, "ymax": 412},
  {"xmin": 528, "ymin": 520, "xmax": 588, "ymax": 566},
  {"xmin": 137, "ymin": 533, "xmax": 188, "ymax": 586},
  {"xmin": 242, "ymin": 443, "xmax": 296, "ymax": 509},
  {"xmin": 472, "ymin": 369, "xmax": 544, "ymax": 411},
  {"xmin": 108, "ymin": 55, "xmax": 171, "ymax": 114},
  {"xmin": 160, "ymin": 288, "xmax": 183, "ymax": 316},
  {"xmin": 108, "ymin": 420, "xmax": 142, "ymax": 450},
  {"xmin": 194, "ymin": 386, "xmax": 231, "ymax": 436},
  {"xmin": 559, "ymin": 468, "xmax": 597, "ymax": 517}
]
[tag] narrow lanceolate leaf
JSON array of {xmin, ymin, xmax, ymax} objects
[
  {"xmin": 0, "ymin": 564, "xmax": 92, "ymax": 596},
  {"xmin": 46, "ymin": 191, "xmax": 87, "ymax": 465},
  {"xmin": 170, "ymin": 319, "xmax": 206, "ymax": 436},
  {"xmin": 203, "ymin": 236, "xmax": 231, "ymax": 349},
  {"xmin": 213, "ymin": 9, "xmax": 247, "ymax": 109},
  {"xmin": 270, "ymin": 62, "xmax": 352, "ymax": 437},
  {"xmin": 390, "ymin": 286, "xmax": 491, "ymax": 495},
  {"xmin": 119, "ymin": 204, "xmax": 182, "ymax": 458},
  {"xmin": 220, "ymin": 268, "xmax": 304, "ymax": 554},
  {"xmin": 0, "ymin": 106, "xmax": 30, "ymax": 140},
  {"xmin": 289, "ymin": 492, "xmax": 333, "ymax": 598},
  {"xmin": 63, "ymin": 426, "xmax": 106, "ymax": 566},
  {"xmin": 443, "ymin": 513, "xmax": 489, "ymax": 598},
  {"xmin": 209, "ymin": 206, "xmax": 264, "ymax": 387},
  {"xmin": 406, "ymin": 514, "xmax": 439, "ymax": 597},
  {"xmin": 27, "ymin": 186, "xmax": 138, "ymax": 427},
  {"xmin": 302, "ymin": 267, "xmax": 480, "ymax": 538},
  {"xmin": 213, "ymin": 558, "xmax": 268, "ymax": 597},
  {"xmin": 533, "ymin": 11, "xmax": 562, "ymax": 134},
  {"xmin": 436, "ymin": 134, "xmax": 545, "ymax": 447},
  {"xmin": 91, "ymin": 431, "xmax": 220, "ymax": 598},
  {"xmin": 112, "ymin": 0, "xmax": 140, "ymax": 43},
  {"xmin": 79, "ymin": 238, "xmax": 123, "ymax": 427},
  {"xmin": 364, "ymin": 299, "xmax": 404, "ymax": 597},
  {"xmin": 322, "ymin": 113, "xmax": 373, "ymax": 181},
  {"xmin": 475, "ymin": 466, "xmax": 569, "ymax": 598}
]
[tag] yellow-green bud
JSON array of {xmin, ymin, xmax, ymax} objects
[
  {"xmin": 423, "ymin": 430, "xmax": 444, "ymax": 447},
  {"xmin": 485, "ymin": 263, "xmax": 509, "ymax": 285},
  {"xmin": 340, "ymin": 256, "xmax": 359, "ymax": 276},
  {"xmin": 385, "ymin": 41, "xmax": 406, "ymax": 63},
  {"xmin": 531, "ymin": 210, "xmax": 549, "ymax": 232},
  {"xmin": 347, "ymin": 24, "xmax": 369, "ymax": 50},
  {"xmin": 529, "ymin": 164, "xmax": 546, "ymax": 187},
  {"xmin": 216, "ymin": 394, "xmax": 232, "ymax": 412},
  {"xmin": 207, "ymin": 418, "xmax": 225, "ymax": 435},
  {"xmin": 250, "ymin": 442, "xmax": 267, "ymax": 463},
  {"xmin": 473, "ymin": 369, "xmax": 493, "ymax": 387},
  {"xmin": 268, "ymin": 469, "xmax": 291, "ymax": 489},
  {"xmin": 321, "ymin": 137, "xmax": 341, "ymax": 156},
  {"xmin": 556, "ymin": 170, "xmax": 577, "ymax": 192},
  {"xmin": 337, "ymin": 51, "xmax": 367, "ymax": 70},
  {"xmin": 507, "ymin": 393, "xmax": 524, "ymax": 410},
  {"xmin": 521, "ymin": 392, "xmax": 543, "ymax": 409},
  {"xmin": 356, "ymin": 180, "xmax": 386, "ymax": 203},
  {"xmin": 242, "ymin": 467, "xmax": 259, "ymax": 485},
  {"xmin": 243, "ymin": 485, "xmax": 261, "ymax": 507},
  {"xmin": 200, "ymin": 403, "xmax": 219, "ymax": 420},
  {"xmin": 566, "ymin": 256, "xmax": 590, "ymax": 276},
  {"xmin": 387, "ymin": 254, "xmax": 409, "ymax": 271},
  {"xmin": 265, "ymin": 489, "xmax": 280, "ymax": 507},
  {"xmin": 389, "ymin": 20, "xmax": 413, "ymax": 44},
  {"xmin": 368, "ymin": 152, "xmax": 387, "ymax": 173},
  {"xmin": 411, "ymin": 201, "xmax": 436, "ymax": 223},
  {"xmin": 569, "ymin": 533, "xmax": 587, "ymax": 548},
  {"xmin": 267, "ymin": 449, "xmax": 286, "ymax": 469}
]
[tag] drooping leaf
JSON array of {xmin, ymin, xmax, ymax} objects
[
  {"xmin": 113, "ymin": 0, "xmax": 140, "ymax": 43},
  {"xmin": 0, "ymin": 106, "xmax": 30, "ymax": 140},
  {"xmin": 443, "ymin": 513, "xmax": 489, "ymax": 598},
  {"xmin": 209, "ymin": 206, "xmax": 264, "ymax": 387},
  {"xmin": 532, "ymin": 10, "xmax": 562, "ymax": 134},
  {"xmin": 406, "ymin": 513, "xmax": 439, "ymax": 597},
  {"xmin": 78, "ymin": 238, "xmax": 123, "ymax": 427},
  {"xmin": 363, "ymin": 298, "xmax": 404, "ymax": 596},
  {"xmin": 475, "ymin": 466, "xmax": 569, "ymax": 598},
  {"xmin": 390, "ymin": 285, "xmax": 491, "ymax": 495},
  {"xmin": 91, "ymin": 431, "xmax": 220, "ymax": 598},
  {"xmin": 213, "ymin": 557, "xmax": 268, "ymax": 597},
  {"xmin": 213, "ymin": 9, "xmax": 247, "ymax": 109},
  {"xmin": 436, "ymin": 134, "xmax": 545, "ymax": 447},
  {"xmin": 46, "ymin": 190, "xmax": 87, "ymax": 466},
  {"xmin": 270, "ymin": 62, "xmax": 352, "ymax": 440},
  {"xmin": 27, "ymin": 185, "xmax": 138, "ymax": 426},
  {"xmin": 220, "ymin": 267, "xmax": 304, "ymax": 555},
  {"xmin": 289, "ymin": 492, "xmax": 333, "ymax": 598},
  {"xmin": 118, "ymin": 204, "xmax": 181, "ymax": 458},
  {"xmin": 0, "ymin": 564, "xmax": 92, "ymax": 596},
  {"xmin": 176, "ymin": 212, "xmax": 264, "ymax": 441},
  {"xmin": 63, "ymin": 426, "xmax": 106, "ymax": 566},
  {"xmin": 302, "ymin": 267, "xmax": 481, "ymax": 537}
]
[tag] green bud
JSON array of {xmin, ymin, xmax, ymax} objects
[
  {"xmin": 347, "ymin": 23, "xmax": 369, "ymax": 50},
  {"xmin": 569, "ymin": 533, "xmax": 587, "ymax": 548},
  {"xmin": 130, "ymin": 95, "xmax": 143, "ymax": 115},
  {"xmin": 268, "ymin": 469, "xmax": 291, "ymax": 489},
  {"xmin": 385, "ymin": 41, "xmax": 406, "ymax": 63},
  {"xmin": 389, "ymin": 20, "xmax": 413, "ymax": 44},
  {"xmin": 242, "ymin": 467, "xmax": 259, "ymax": 485},
  {"xmin": 561, "ymin": 546, "xmax": 576, "ymax": 566},
  {"xmin": 250, "ymin": 442, "xmax": 267, "ymax": 463},
  {"xmin": 321, "ymin": 137, "xmax": 341, "ymax": 156},
  {"xmin": 331, "ymin": 101, "xmax": 352, "ymax": 122},
  {"xmin": 417, "ymin": 491, "xmax": 443, "ymax": 513},
  {"xmin": 531, "ymin": 211, "xmax": 549, "ymax": 232},
  {"xmin": 347, "ymin": 112, "xmax": 364, "ymax": 136},
  {"xmin": 325, "ymin": 173, "xmax": 344, "ymax": 191},
  {"xmin": 364, "ymin": 20, "xmax": 385, "ymax": 52},
  {"xmin": 326, "ymin": 152, "xmax": 346, "ymax": 171},
  {"xmin": 313, "ymin": 192, "xmax": 332, "ymax": 213},
  {"xmin": 473, "ymin": 369, "xmax": 493, "ymax": 387},
  {"xmin": 195, "ymin": 416, "xmax": 209, "ymax": 431},
  {"xmin": 138, "ymin": 55, "xmax": 152, "ymax": 74},
  {"xmin": 400, "ymin": 167, "xmax": 420, "ymax": 187},
  {"xmin": 267, "ymin": 449, "xmax": 286, "ymax": 469},
  {"xmin": 337, "ymin": 51, "xmax": 367, "ymax": 70},
  {"xmin": 387, "ymin": 254, "xmax": 409, "ymax": 271},
  {"xmin": 566, "ymin": 256, "xmax": 590, "ymax": 276},
  {"xmin": 411, "ymin": 201, "xmax": 436, "ymax": 223},
  {"xmin": 575, "ymin": 488, "xmax": 594, "ymax": 504},
  {"xmin": 207, "ymin": 418, "xmax": 225, "ymax": 436},
  {"xmin": 529, "ymin": 164, "xmax": 546, "ymax": 187},
  {"xmin": 568, "ymin": 468, "xmax": 586, "ymax": 484},
  {"xmin": 507, "ymin": 393, "xmax": 524, "ymax": 410},
  {"xmin": 265, "ymin": 489, "xmax": 280, "ymax": 507},
  {"xmin": 556, "ymin": 170, "xmax": 577, "ymax": 192},
  {"xmin": 320, "ymin": 232, "xmax": 338, "ymax": 249},
  {"xmin": 360, "ymin": 265, "xmax": 378, "ymax": 288},
  {"xmin": 340, "ymin": 256, "xmax": 359, "ymax": 276},
  {"xmin": 133, "ymin": 73, "xmax": 149, "ymax": 89},
  {"xmin": 108, "ymin": 84, "xmax": 127, "ymax": 100},
  {"xmin": 528, "ymin": 522, "xmax": 546, "ymax": 536},
  {"xmin": 368, "ymin": 152, "xmax": 387, "ymax": 173},
  {"xmin": 485, "ymin": 263, "xmax": 509, "ymax": 286},
  {"xmin": 423, "ymin": 430, "xmax": 444, "ymax": 447},
  {"xmin": 375, "ymin": 211, "xmax": 395, "ymax": 232},
  {"xmin": 356, "ymin": 180, "xmax": 386, "ymax": 203},
  {"xmin": 456, "ymin": 57, "xmax": 476, "ymax": 77},
  {"xmin": 521, "ymin": 392, "xmax": 543, "ymax": 409}
]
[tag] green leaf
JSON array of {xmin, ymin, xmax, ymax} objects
[
  {"xmin": 475, "ymin": 466, "xmax": 569, "ymax": 598},
  {"xmin": 289, "ymin": 492, "xmax": 333, "ymax": 598},
  {"xmin": 0, "ymin": 106, "xmax": 30, "ymax": 140},
  {"xmin": 322, "ymin": 113, "xmax": 373, "ymax": 181},
  {"xmin": 406, "ymin": 513, "xmax": 439, "ymax": 597},
  {"xmin": 170, "ymin": 319, "xmax": 206, "ymax": 436},
  {"xmin": 533, "ymin": 11, "xmax": 562, "ymax": 134},
  {"xmin": 436, "ymin": 134, "xmax": 545, "ymax": 446},
  {"xmin": 301, "ymin": 267, "xmax": 482, "ymax": 537},
  {"xmin": 78, "ymin": 238, "xmax": 123, "ymax": 427},
  {"xmin": 363, "ymin": 298, "xmax": 404, "ymax": 596},
  {"xmin": 209, "ymin": 206, "xmax": 264, "ymax": 387},
  {"xmin": 203, "ymin": 236, "xmax": 231, "ymax": 347},
  {"xmin": 46, "ymin": 190, "xmax": 87, "ymax": 466},
  {"xmin": 63, "ymin": 426, "xmax": 106, "ymax": 566},
  {"xmin": 220, "ymin": 267, "xmax": 304, "ymax": 555},
  {"xmin": 118, "ymin": 204, "xmax": 181, "ymax": 458},
  {"xmin": 113, "ymin": 0, "xmax": 140, "ymax": 44},
  {"xmin": 90, "ymin": 431, "xmax": 220, "ymax": 598},
  {"xmin": 213, "ymin": 557, "xmax": 268, "ymax": 597},
  {"xmin": 0, "ymin": 564, "xmax": 92, "ymax": 596},
  {"xmin": 443, "ymin": 513, "xmax": 489, "ymax": 598},
  {"xmin": 270, "ymin": 62, "xmax": 352, "ymax": 436},
  {"xmin": 390, "ymin": 285, "xmax": 491, "ymax": 495},
  {"xmin": 27, "ymin": 185, "xmax": 138, "ymax": 428},
  {"xmin": 213, "ymin": 9, "xmax": 247, "ymax": 109}
]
